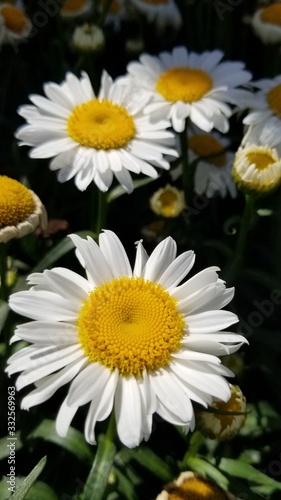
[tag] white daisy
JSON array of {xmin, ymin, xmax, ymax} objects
[
  {"xmin": 129, "ymin": 0, "xmax": 182, "ymax": 33},
  {"xmin": 6, "ymin": 231, "xmax": 246, "ymax": 449},
  {"xmin": 251, "ymin": 3, "xmax": 281, "ymax": 45},
  {"xmin": 16, "ymin": 70, "xmax": 178, "ymax": 193},
  {"xmin": 232, "ymin": 143, "xmax": 281, "ymax": 195},
  {"xmin": 60, "ymin": 0, "xmax": 92, "ymax": 19},
  {"xmin": 99, "ymin": 0, "xmax": 127, "ymax": 31},
  {"xmin": 243, "ymin": 75, "xmax": 281, "ymax": 149},
  {"xmin": 72, "ymin": 23, "xmax": 105, "ymax": 53},
  {"xmin": 0, "ymin": 3, "xmax": 32, "ymax": 45},
  {"xmin": 171, "ymin": 128, "xmax": 236, "ymax": 198},
  {"xmin": 123, "ymin": 46, "xmax": 252, "ymax": 133}
]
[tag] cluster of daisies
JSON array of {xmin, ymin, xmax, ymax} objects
[{"xmin": 4, "ymin": 33, "xmax": 281, "ymax": 452}]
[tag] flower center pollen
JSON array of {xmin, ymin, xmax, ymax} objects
[
  {"xmin": 246, "ymin": 152, "xmax": 275, "ymax": 171},
  {"xmin": 67, "ymin": 99, "xmax": 136, "ymax": 149},
  {"xmin": 156, "ymin": 67, "xmax": 212, "ymax": 103},
  {"xmin": 1, "ymin": 6, "xmax": 29, "ymax": 34},
  {"xmin": 168, "ymin": 477, "xmax": 228, "ymax": 500},
  {"xmin": 61, "ymin": 0, "xmax": 88, "ymax": 13},
  {"xmin": 189, "ymin": 134, "xmax": 226, "ymax": 167},
  {"xmin": 267, "ymin": 83, "xmax": 281, "ymax": 118},
  {"xmin": 77, "ymin": 276, "xmax": 185, "ymax": 377},
  {"xmin": 0, "ymin": 176, "xmax": 35, "ymax": 229},
  {"xmin": 261, "ymin": 4, "xmax": 281, "ymax": 27}
]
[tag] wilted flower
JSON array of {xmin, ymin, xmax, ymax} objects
[
  {"xmin": 150, "ymin": 184, "xmax": 185, "ymax": 217},
  {"xmin": 156, "ymin": 471, "xmax": 235, "ymax": 500}
]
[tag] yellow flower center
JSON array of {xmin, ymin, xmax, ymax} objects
[
  {"xmin": 0, "ymin": 176, "xmax": 35, "ymax": 229},
  {"xmin": 189, "ymin": 134, "xmax": 226, "ymax": 167},
  {"xmin": 158, "ymin": 189, "xmax": 179, "ymax": 217},
  {"xmin": 168, "ymin": 477, "xmax": 228, "ymax": 500},
  {"xmin": 156, "ymin": 67, "xmax": 212, "ymax": 103},
  {"xmin": 261, "ymin": 4, "xmax": 281, "ymax": 27},
  {"xmin": 61, "ymin": 0, "xmax": 88, "ymax": 13},
  {"xmin": 267, "ymin": 83, "xmax": 281, "ymax": 118},
  {"xmin": 67, "ymin": 99, "xmax": 136, "ymax": 149},
  {"xmin": 1, "ymin": 5, "xmax": 29, "ymax": 34},
  {"xmin": 77, "ymin": 276, "xmax": 185, "ymax": 377},
  {"xmin": 246, "ymin": 151, "xmax": 275, "ymax": 171}
]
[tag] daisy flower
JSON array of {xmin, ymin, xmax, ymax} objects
[
  {"xmin": 6, "ymin": 231, "xmax": 246, "ymax": 448},
  {"xmin": 149, "ymin": 184, "xmax": 185, "ymax": 218},
  {"xmin": 16, "ymin": 70, "xmax": 178, "ymax": 193},
  {"xmin": 129, "ymin": 0, "xmax": 182, "ymax": 33},
  {"xmin": 97, "ymin": 0, "xmax": 127, "ymax": 32},
  {"xmin": 72, "ymin": 23, "xmax": 105, "ymax": 53},
  {"xmin": 0, "ymin": 175, "xmax": 47, "ymax": 244},
  {"xmin": 252, "ymin": 3, "xmax": 281, "ymax": 45},
  {"xmin": 0, "ymin": 3, "xmax": 32, "ymax": 45},
  {"xmin": 156, "ymin": 471, "xmax": 235, "ymax": 500},
  {"xmin": 232, "ymin": 143, "xmax": 281, "ymax": 195},
  {"xmin": 171, "ymin": 128, "xmax": 236, "ymax": 198},
  {"xmin": 243, "ymin": 75, "xmax": 281, "ymax": 149},
  {"xmin": 124, "ymin": 46, "xmax": 252, "ymax": 133}
]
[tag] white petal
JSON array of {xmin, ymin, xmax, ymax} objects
[
  {"xmin": 9, "ymin": 290, "xmax": 79, "ymax": 321},
  {"xmin": 66, "ymin": 363, "xmax": 111, "ymax": 407},
  {"xmin": 187, "ymin": 310, "xmax": 238, "ymax": 334},
  {"xmin": 14, "ymin": 321, "xmax": 78, "ymax": 345},
  {"xmin": 56, "ymin": 397, "xmax": 79, "ymax": 437},
  {"xmin": 85, "ymin": 369, "xmax": 118, "ymax": 444},
  {"xmin": 133, "ymin": 240, "xmax": 149, "ymax": 277},
  {"xmin": 114, "ymin": 376, "xmax": 144, "ymax": 448},
  {"xmin": 143, "ymin": 237, "xmax": 177, "ymax": 282},
  {"xmin": 99, "ymin": 230, "xmax": 132, "ymax": 278},
  {"xmin": 158, "ymin": 251, "xmax": 195, "ymax": 290}
]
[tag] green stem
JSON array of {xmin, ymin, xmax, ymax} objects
[
  {"xmin": 182, "ymin": 431, "xmax": 204, "ymax": 465},
  {"xmin": 0, "ymin": 243, "xmax": 8, "ymax": 302},
  {"xmin": 222, "ymin": 194, "xmax": 255, "ymax": 284},
  {"xmin": 81, "ymin": 412, "xmax": 117, "ymax": 500},
  {"xmin": 179, "ymin": 120, "xmax": 194, "ymax": 204},
  {"xmin": 234, "ymin": 194, "xmax": 255, "ymax": 259},
  {"xmin": 97, "ymin": 0, "xmax": 113, "ymax": 28},
  {"xmin": 96, "ymin": 189, "xmax": 108, "ymax": 236}
]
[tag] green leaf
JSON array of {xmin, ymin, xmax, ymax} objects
[
  {"xmin": 0, "ymin": 477, "xmax": 58, "ymax": 500},
  {"xmin": 219, "ymin": 458, "xmax": 281, "ymax": 491},
  {"xmin": 111, "ymin": 467, "xmax": 138, "ymax": 500},
  {"xmin": 119, "ymin": 445, "xmax": 174, "ymax": 483},
  {"xmin": 31, "ymin": 230, "xmax": 96, "ymax": 273},
  {"xmin": 185, "ymin": 456, "xmax": 229, "ymax": 491},
  {"xmin": 10, "ymin": 456, "xmax": 47, "ymax": 499},
  {"xmin": 107, "ymin": 176, "xmax": 155, "ymax": 203},
  {"xmin": 28, "ymin": 419, "xmax": 94, "ymax": 465},
  {"xmin": 0, "ymin": 299, "xmax": 9, "ymax": 335}
]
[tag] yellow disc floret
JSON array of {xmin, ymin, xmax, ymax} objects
[
  {"xmin": 77, "ymin": 276, "xmax": 185, "ymax": 377},
  {"xmin": 261, "ymin": 4, "xmax": 281, "ymax": 27},
  {"xmin": 67, "ymin": 99, "xmax": 136, "ymax": 149},
  {"xmin": 156, "ymin": 67, "xmax": 212, "ymax": 103},
  {"xmin": 189, "ymin": 134, "xmax": 226, "ymax": 167},
  {"xmin": 1, "ymin": 5, "xmax": 29, "ymax": 34},
  {"xmin": 0, "ymin": 176, "xmax": 35, "ymax": 229},
  {"xmin": 246, "ymin": 151, "xmax": 274, "ymax": 171},
  {"xmin": 166, "ymin": 475, "xmax": 229, "ymax": 500},
  {"xmin": 267, "ymin": 83, "xmax": 281, "ymax": 118}
]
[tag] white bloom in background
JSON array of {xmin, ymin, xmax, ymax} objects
[
  {"xmin": 252, "ymin": 3, "xmax": 281, "ymax": 45},
  {"xmin": 124, "ymin": 46, "xmax": 252, "ymax": 133},
  {"xmin": 233, "ymin": 143, "xmax": 281, "ymax": 195},
  {"xmin": 243, "ymin": 75, "xmax": 281, "ymax": 149},
  {"xmin": 150, "ymin": 184, "xmax": 185, "ymax": 217},
  {"xmin": 16, "ymin": 71, "xmax": 178, "ymax": 193},
  {"xmin": 129, "ymin": 0, "xmax": 182, "ymax": 33},
  {"xmin": 6, "ymin": 231, "xmax": 246, "ymax": 448},
  {"xmin": 171, "ymin": 129, "xmax": 236, "ymax": 198},
  {"xmin": 72, "ymin": 23, "xmax": 105, "ymax": 53},
  {"xmin": 0, "ymin": 3, "xmax": 32, "ymax": 45}
]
